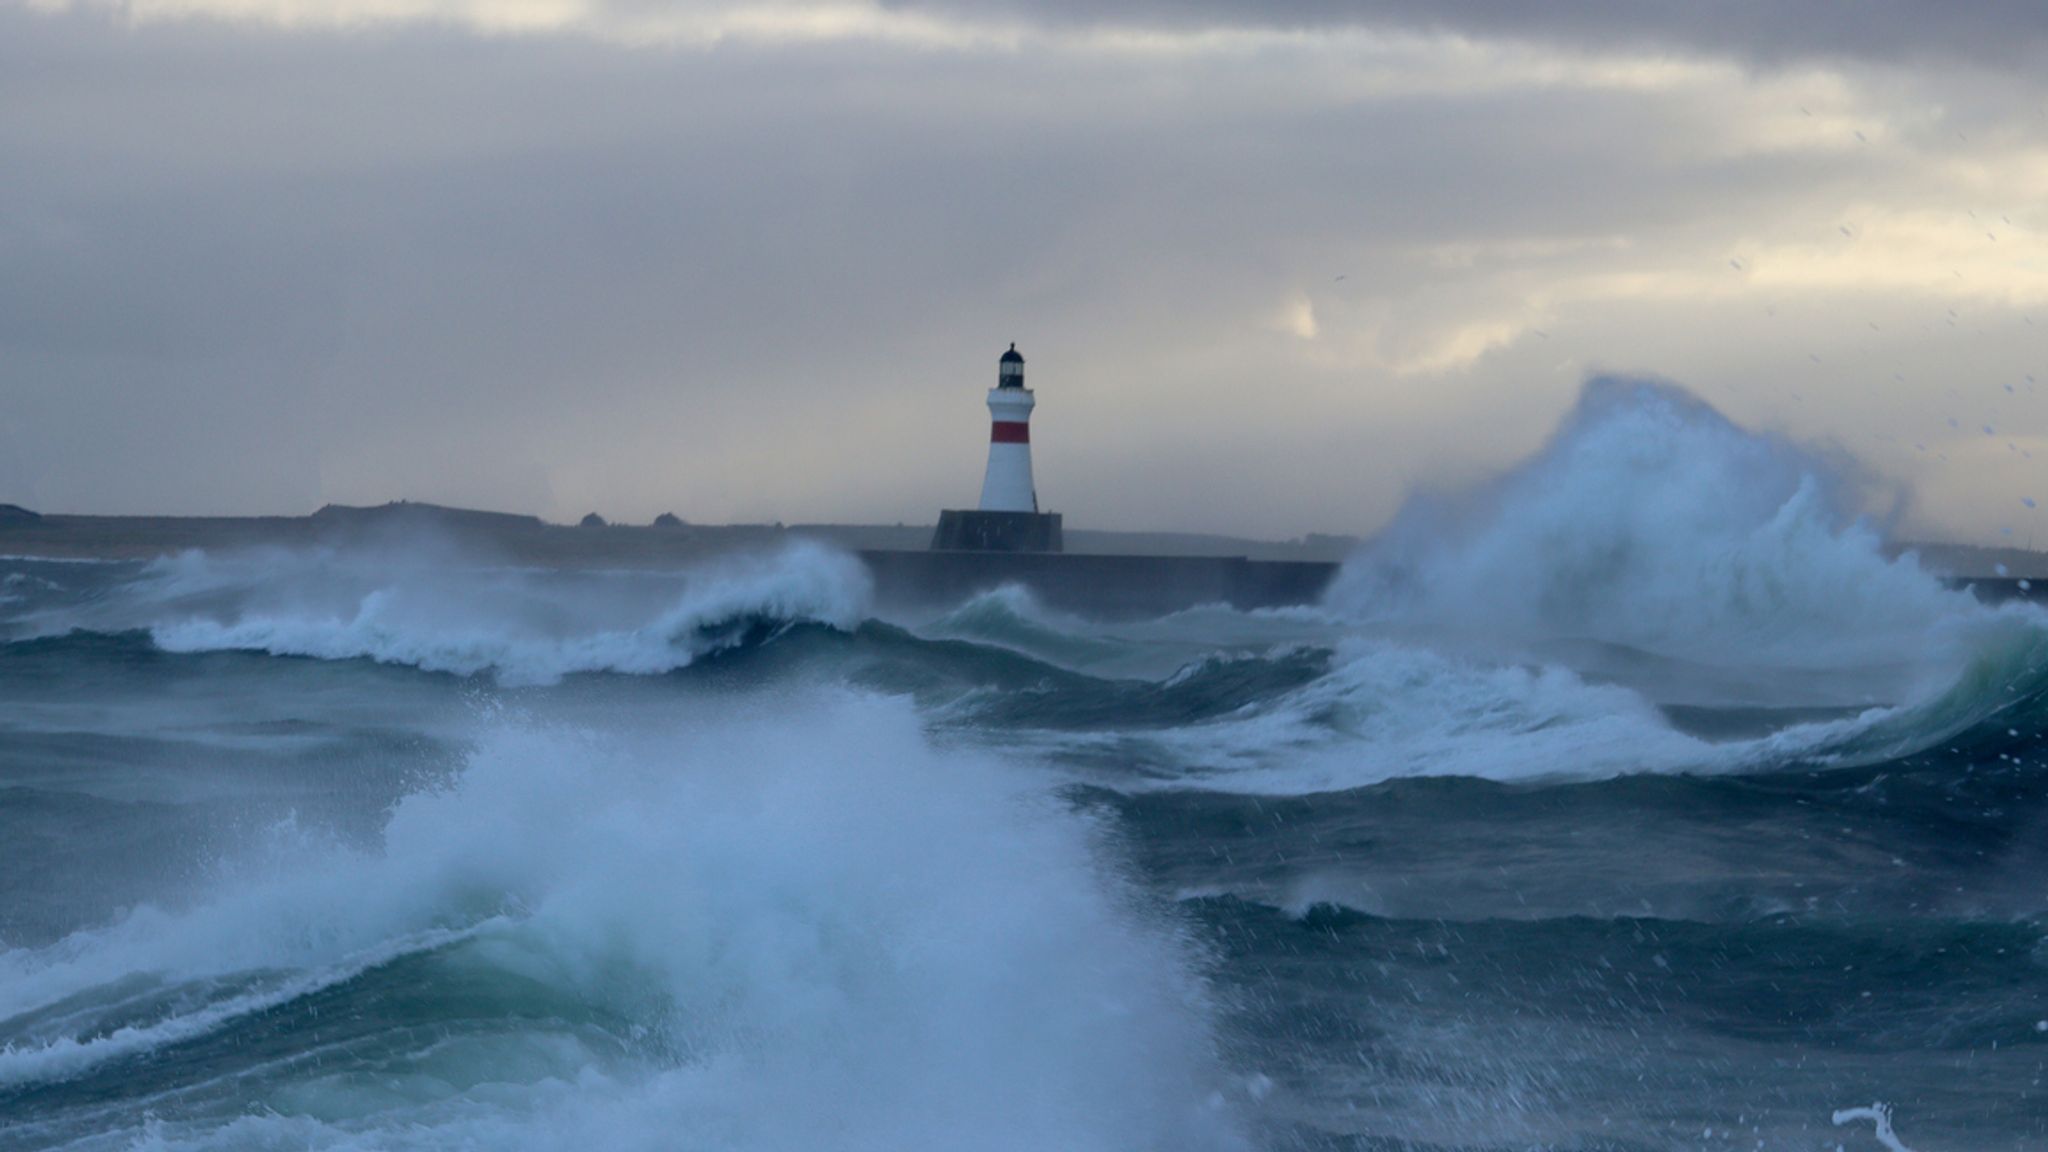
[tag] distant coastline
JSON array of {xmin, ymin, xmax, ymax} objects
[
  {"xmin": 0, "ymin": 500, "xmax": 2041, "ymax": 583},
  {"xmin": 0, "ymin": 501, "xmax": 1361, "ymax": 566}
]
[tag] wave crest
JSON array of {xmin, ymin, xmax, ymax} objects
[
  {"xmin": 65, "ymin": 541, "xmax": 872, "ymax": 685},
  {"xmin": 1328, "ymin": 378, "xmax": 1988, "ymax": 677},
  {"xmin": 0, "ymin": 695, "xmax": 1246, "ymax": 1150}
]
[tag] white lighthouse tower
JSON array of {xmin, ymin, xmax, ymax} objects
[
  {"xmin": 979, "ymin": 343, "xmax": 1037, "ymax": 512},
  {"xmin": 929, "ymin": 342, "xmax": 1063, "ymax": 552}
]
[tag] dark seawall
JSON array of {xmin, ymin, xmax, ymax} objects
[
  {"xmin": 5, "ymin": 504, "xmax": 2044, "ymax": 618},
  {"xmin": 858, "ymin": 552, "xmax": 2048, "ymax": 619},
  {"xmin": 860, "ymin": 550, "xmax": 1339, "ymax": 617}
]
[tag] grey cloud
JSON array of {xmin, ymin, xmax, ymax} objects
[
  {"xmin": 887, "ymin": 0, "xmax": 2048, "ymax": 67},
  {"xmin": 2, "ymin": 7, "xmax": 2044, "ymax": 539}
]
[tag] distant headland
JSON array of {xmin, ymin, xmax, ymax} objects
[
  {"xmin": 0, "ymin": 500, "xmax": 1360, "ymax": 564},
  {"xmin": 1, "ymin": 501, "xmax": 2042, "ymax": 616},
  {"xmin": 0, "ymin": 502, "xmax": 1353, "ymax": 615}
]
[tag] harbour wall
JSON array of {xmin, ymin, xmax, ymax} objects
[
  {"xmin": 860, "ymin": 549, "xmax": 1340, "ymax": 617},
  {"xmin": 859, "ymin": 552, "xmax": 2048, "ymax": 618},
  {"xmin": 5, "ymin": 506, "xmax": 2045, "ymax": 618}
]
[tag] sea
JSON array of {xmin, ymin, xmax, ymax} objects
[{"xmin": 2, "ymin": 381, "xmax": 2044, "ymax": 1151}]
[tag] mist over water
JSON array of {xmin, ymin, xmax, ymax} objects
[
  {"xmin": 3, "ymin": 379, "xmax": 2046, "ymax": 1150},
  {"xmin": 1331, "ymin": 379, "xmax": 1984, "ymax": 677}
]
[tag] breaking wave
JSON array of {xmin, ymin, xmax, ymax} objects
[
  {"xmin": 23, "ymin": 541, "xmax": 872, "ymax": 685},
  {"xmin": 1327, "ymin": 378, "xmax": 2012, "ymax": 680},
  {"xmin": 1034, "ymin": 627, "xmax": 2048, "ymax": 796},
  {"xmin": 995, "ymin": 379, "xmax": 2048, "ymax": 795},
  {"xmin": 0, "ymin": 695, "xmax": 1246, "ymax": 1151}
]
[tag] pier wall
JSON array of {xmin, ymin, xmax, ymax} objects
[{"xmin": 860, "ymin": 549, "xmax": 1339, "ymax": 617}]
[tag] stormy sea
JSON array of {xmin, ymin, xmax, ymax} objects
[{"xmin": 3, "ymin": 383, "xmax": 2044, "ymax": 1152}]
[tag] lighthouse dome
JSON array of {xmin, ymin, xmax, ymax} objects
[{"xmin": 997, "ymin": 343, "xmax": 1026, "ymax": 388}]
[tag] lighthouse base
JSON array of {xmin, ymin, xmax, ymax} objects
[{"xmin": 930, "ymin": 509, "xmax": 1064, "ymax": 553}]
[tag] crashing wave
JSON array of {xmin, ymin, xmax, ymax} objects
[
  {"xmin": 48, "ymin": 541, "xmax": 874, "ymax": 685},
  {"xmin": 0, "ymin": 695, "xmax": 1248, "ymax": 1150},
  {"xmin": 1327, "ymin": 378, "xmax": 2010, "ymax": 679},
  {"xmin": 990, "ymin": 380, "xmax": 2048, "ymax": 795}
]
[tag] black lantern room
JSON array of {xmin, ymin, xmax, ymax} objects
[{"xmin": 998, "ymin": 343, "xmax": 1025, "ymax": 389}]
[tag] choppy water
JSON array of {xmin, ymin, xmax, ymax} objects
[{"xmin": 3, "ymin": 382, "xmax": 2045, "ymax": 1151}]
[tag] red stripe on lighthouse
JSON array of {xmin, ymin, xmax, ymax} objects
[{"xmin": 990, "ymin": 421, "xmax": 1030, "ymax": 443}]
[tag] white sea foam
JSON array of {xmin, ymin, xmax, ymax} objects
[
  {"xmin": 1020, "ymin": 380, "xmax": 2048, "ymax": 796},
  {"xmin": 0, "ymin": 925, "xmax": 484, "ymax": 1090},
  {"xmin": 1327, "ymin": 378, "xmax": 2022, "ymax": 688},
  {"xmin": 0, "ymin": 694, "xmax": 1245, "ymax": 1151},
  {"xmin": 1833, "ymin": 1103, "xmax": 1918, "ymax": 1152},
  {"xmin": 1035, "ymin": 634, "xmax": 1897, "ymax": 796},
  {"xmin": 0, "ymin": 569, "xmax": 61, "ymax": 611},
  {"xmin": 64, "ymin": 540, "xmax": 872, "ymax": 685}
]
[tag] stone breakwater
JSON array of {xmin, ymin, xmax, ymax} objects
[{"xmin": 861, "ymin": 549, "xmax": 1337, "ymax": 616}]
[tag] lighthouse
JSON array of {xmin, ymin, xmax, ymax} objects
[
  {"xmin": 929, "ymin": 343, "xmax": 1064, "ymax": 553},
  {"xmin": 979, "ymin": 344, "xmax": 1037, "ymax": 512}
]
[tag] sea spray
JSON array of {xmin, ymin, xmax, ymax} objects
[
  {"xmin": 984, "ymin": 381, "xmax": 2048, "ymax": 795},
  {"xmin": 0, "ymin": 693, "xmax": 1248, "ymax": 1151},
  {"xmin": 1327, "ymin": 377, "xmax": 1986, "ymax": 677},
  {"xmin": 1834, "ymin": 1103, "xmax": 1918, "ymax": 1152},
  {"xmin": 69, "ymin": 540, "xmax": 874, "ymax": 684}
]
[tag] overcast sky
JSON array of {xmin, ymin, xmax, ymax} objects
[{"xmin": 3, "ymin": 1, "xmax": 2046, "ymax": 542}]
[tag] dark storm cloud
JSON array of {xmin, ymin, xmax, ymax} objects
[{"xmin": 890, "ymin": 0, "xmax": 2048, "ymax": 67}]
